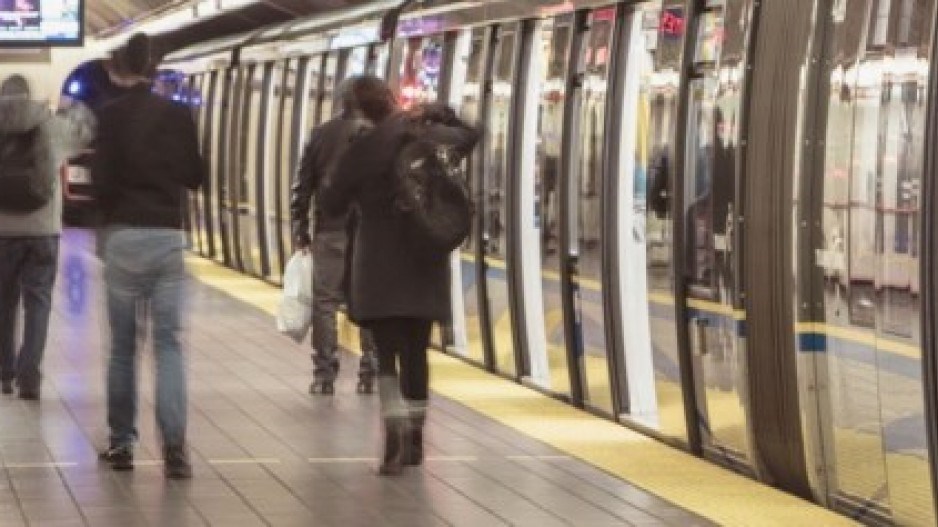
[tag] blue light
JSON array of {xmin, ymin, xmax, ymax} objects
[
  {"xmin": 67, "ymin": 80, "xmax": 81, "ymax": 96},
  {"xmin": 171, "ymin": 94, "xmax": 182, "ymax": 101}
]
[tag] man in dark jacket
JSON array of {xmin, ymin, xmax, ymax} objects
[
  {"xmin": 93, "ymin": 33, "xmax": 204, "ymax": 479},
  {"xmin": 290, "ymin": 78, "xmax": 377, "ymax": 396}
]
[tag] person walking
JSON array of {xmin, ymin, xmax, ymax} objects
[
  {"xmin": 290, "ymin": 78, "xmax": 378, "ymax": 396},
  {"xmin": 93, "ymin": 33, "xmax": 204, "ymax": 479},
  {"xmin": 0, "ymin": 73, "xmax": 95, "ymax": 400},
  {"xmin": 320, "ymin": 77, "xmax": 479, "ymax": 475}
]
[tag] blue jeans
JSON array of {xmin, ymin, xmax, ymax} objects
[
  {"xmin": 104, "ymin": 228, "xmax": 187, "ymax": 448},
  {"xmin": 0, "ymin": 236, "xmax": 59, "ymax": 389}
]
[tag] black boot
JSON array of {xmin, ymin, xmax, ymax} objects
[
  {"xmin": 403, "ymin": 416, "xmax": 425, "ymax": 466},
  {"xmin": 378, "ymin": 419, "xmax": 408, "ymax": 476}
]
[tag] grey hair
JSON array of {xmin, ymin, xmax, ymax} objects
[{"xmin": 0, "ymin": 74, "xmax": 30, "ymax": 99}]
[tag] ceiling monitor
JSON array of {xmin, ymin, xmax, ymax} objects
[{"xmin": 0, "ymin": 0, "xmax": 83, "ymax": 47}]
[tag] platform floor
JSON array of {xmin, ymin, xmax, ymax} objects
[{"xmin": 0, "ymin": 230, "xmax": 855, "ymax": 526}]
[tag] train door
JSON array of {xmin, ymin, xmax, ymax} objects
[
  {"xmin": 206, "ymin": 70, "xmax": 226, "ymax": 264},
  {"xmin": 183, "ymin": 74, "xmax": 203, "ymax": 254},
  {"xmin": 200, "ymin": 71, "xmax": 220, "ymax": 262},
  {"xmin": 801, "ymin": 0, "xmax": 936, "ymax": 523},
  {"xmin": 318, "ymin": 54, "xmax": 340, "ymax": 125},
  {"xmin": 678, "ymin": 1, "xmax": 755, "ymax": 466},
  {"xmin": 235, "ymin": 64, "xmax": 267, "ymax": 276},
  {"xmin": 220, "ymin": 67, "xmax": 239, "ymax": 268},
  {"xmin": 276, "ymin": 58, "xmax": 302, "ymax": 274},
  {"xmin": 190, "ymin": 74, "xmax": 211, "ymax": 258},
  {"xmin": 516, "ymin": 15, "xmax": 574, "ymax": 394},
  {"xmin": 261, "ymin": 61, "xmax": 284, "ymax": 282},
  {"xmin": 563, "ymin": 7, "xmax": 618, "ymax": 412},
  {"xmin": 479, "ymin": 24, "xmax": 522, "ymax": 376},
  {"xmin": 609, "ymin": 1, "xmax": 694, "ymax": 444},
  {"xmin": 452, "ymin": 28, "xmax": 491, "ymax": 366}
]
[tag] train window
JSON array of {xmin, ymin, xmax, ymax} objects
[
  {"xmin": 320, "ymin": 54, "xmax": 339, "ymax": 124},
  {"xmin": 345, "ymin": 46, "xmax": 368, "ymax": 79},
  {"xmin": 483, "ymin": 25, "xmax": 519, "ymax": 376},
  {"xmin": 303, "ymin": 55, "xmax": 323, "ymax": 136},
  {"xmin": 280, "ymin": 59, "xmax": 300, "ymax": 257},
  {"xmin": 396, "ymin": 35, "xmax": 445, "ymax": 108},
  {"xmin": 805, "ymin": 0, "xmax": 937, "ymax": 521},
  {"xmin": 454, "ymin": 27, "xmax": 489, "ymax": 366},
  {"xmin": 524, "ymin": 15, "xmax": 574, "ymax": 395}
]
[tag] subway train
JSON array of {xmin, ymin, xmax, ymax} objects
[{"xmin": 129, "ymin": 0, "xmax": 938, "ymax": 524}]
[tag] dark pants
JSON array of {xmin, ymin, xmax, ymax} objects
[
  {"xmin": 0, "ymin": 236, "xmax": 59, "ymax": 390},
  {"xmin": 312, "ymin": 229, "xmax": 376, "ymax": 381},
  {"xmin": 369, "ymin": 317, "xmax": 432, "ymax": 403}
]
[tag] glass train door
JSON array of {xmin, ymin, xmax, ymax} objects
[
  {"xmin": 564, "ymin": 7, "xmax": 617, "ymax": 412},
  {"xmin": 613, "ymin": 0, "xmax": 690, "ymax": 443},
  {"xmin": 679, "ymin": 1, "xmax": 755, "ymax": 465},
  {"xmin": 236, "ymin": 64, "xmax": 266, "ymax": 276},
  {"xmin": 802, "ymin": 0, "xmax": 936, "ymax": 523},
  {"xmin": 482, "ymin": 24, "xmax": 521, "ymax": 376},
  {"xmin": 207, "ymin": 69, "xmax": 229, "ymax": 265},
  {"xmin": 519, "ymin": 15, "xmax": 574, "ymax": 394},
  {"xmin": 452, "ymin": 28, "xmax": 491, "ymax": 366}
]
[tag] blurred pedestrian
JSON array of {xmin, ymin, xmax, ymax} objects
[
  {"xmin": 93, "ymin": 33, "xmax": 204, "ymax": 479},
  {"xmin": 0, "ymin": 73, "xmax": 94, "ymax": 400},
  {"xmin": 291, "ymin": 77, "xmax": 378, "ymax": 396},
  {"xmin": 321, "ymin": 77, "xmax": 478, "ymax": 475}
]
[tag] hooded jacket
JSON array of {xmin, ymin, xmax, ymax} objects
[{"xmin": 0, "ymin": 97, "xmax": 95, "ymax": 236}]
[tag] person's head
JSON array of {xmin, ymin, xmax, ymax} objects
[
  {"xmin": 0, "ymin": 74, "xmax": 31, "ymax": 100},
  {"xmin": 343, "ymin": 75, "xmax": 397, "ymax": 123},
  {"xmin": 110, "ymin": 32, "xmax": 153, "ymax": 86}
]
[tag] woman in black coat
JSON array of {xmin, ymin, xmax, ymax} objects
[{"xmin": 319, "ymin": 76, "xmax": 479, "ymax": 475}]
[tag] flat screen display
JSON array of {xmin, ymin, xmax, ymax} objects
[{"xmin": 0, "ymin": 0, "xmax": 82, "ymax": 46}]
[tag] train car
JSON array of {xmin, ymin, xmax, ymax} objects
[{"xmin": 159, "ymin": 1, "xmax": 938, "ymax": 525}]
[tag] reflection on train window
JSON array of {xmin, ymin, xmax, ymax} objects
[
  {"xmin": 397, "ymin": 36, "xmax": 444, "ymax": 107},
  {"xmin": 459, "ymin": 30, "xmax": 487, "ymax": 249},
  {"xmin": 485, "ymin": 31, "xmax": 515, "ymax": 258},
  {"xmin": 304, "ymin": 56, "xmax": 323, "ymax": 138},
  {"xmin": 811, "ymin": 0, "xmax": 936, "ymax": 522},
  {"xmin": 319, "ymin": 54, "xmax": 339, "ymax": 124},
  {"xmin": 530, "ymin": 15, "xmax": 573, "ymax": 395},
  {"xmin": 345, "ymin": 46, "xmax": 367, "ymax": 79}
]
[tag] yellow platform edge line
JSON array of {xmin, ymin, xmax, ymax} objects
[{"xmin": 185, "ymin": 255, "xmax": 857, "ymax": 527}]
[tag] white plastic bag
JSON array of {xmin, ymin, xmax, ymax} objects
[{"xmin": 276, "ymin": 252, "xmax": 313, "ymax": 342}]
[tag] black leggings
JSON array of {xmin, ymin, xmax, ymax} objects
[{"xmin": 368, "ymin": 317, "xmax": 432, "ymax": 401}]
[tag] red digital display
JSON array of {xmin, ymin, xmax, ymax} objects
[{"xmin": 660, "ymin": 9, "xmax": 684, "ymax": 37}]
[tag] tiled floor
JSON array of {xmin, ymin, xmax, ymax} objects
[{"xmin": 0, "ymin": 230, "xmax": 712, "ymax": 526}]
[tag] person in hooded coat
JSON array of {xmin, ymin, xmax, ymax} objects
[
  {"xmin": 319, "ymin": 76, "xmax": 479, "ymax": 475},
  {"xmin": 0, "ymin": 74, "xmax": 95, "ymax": 400}
]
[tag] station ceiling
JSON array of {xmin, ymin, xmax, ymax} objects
[{"xmin": 89, "ymin": 0, "xmax": 373, "ymax": 54}]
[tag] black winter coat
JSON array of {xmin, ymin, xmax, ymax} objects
[
  {"xmin": 319, "ymin": 110, "xmax": 479, "ymax": 323},
  {"xmin": 93, "ymin": 84, "xmax": 205, "ymax": 229},
  {"xmin": 290, "ymin": 115, "xmax": 372, "ymax": 245}
]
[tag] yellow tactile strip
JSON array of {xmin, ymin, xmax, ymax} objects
[{"xmin": 185, "ymin": 256, "xmax": 858, "ymax": 526}]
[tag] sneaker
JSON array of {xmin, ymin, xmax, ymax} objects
[
  {"xmin": 0, "ymin": 380, "xmax": 12, "ymax": 395},
  {"xmin": 164, "ymin": 445, "xmax": 192, "ymax": 480},
  {"xmin": 99, "ymin": 445, "xmax": 134, "ymax": 471}
]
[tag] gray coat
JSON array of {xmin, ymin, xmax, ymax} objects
[
  {"xmin": 0, "ymin": 98, "xmax": 95, "ymax": 236},
  {"xmin": 320, "ymin": 111, "xmax": 479, "ymax": 323}
]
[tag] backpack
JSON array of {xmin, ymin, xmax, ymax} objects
[
  {"xmin": 0, "ymin": 126, "xmax": 50, "ymax": 213},
  {"xmin": 393, "ymin": 127, "xmax": 472, "ymax": 256}
]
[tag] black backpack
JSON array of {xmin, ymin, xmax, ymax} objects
[
  {"xmin": 0, "ymin": 126, "xmax": 50, "ymax": 213},
  {"xmin": 393, "ymin": 129, "xmax": 472, "ymax": 256}
]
